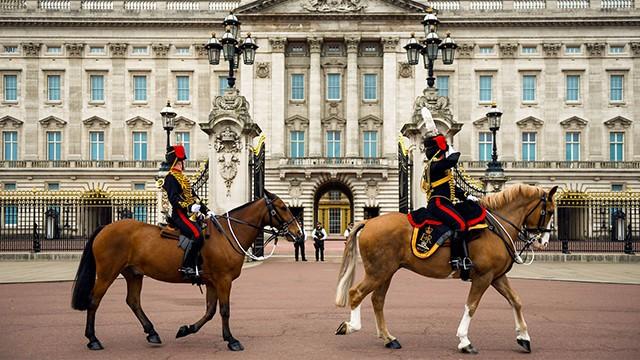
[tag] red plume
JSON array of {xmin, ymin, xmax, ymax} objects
[
  {"xmin": 174, "ymin": 145, "xmax": 186, "ymax": 159},
  {"xmin": 434, "ymin": 135, "xmax": 447, "ymax": 151}
]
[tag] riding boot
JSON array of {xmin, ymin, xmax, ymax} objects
[
  {"xmin": 178, "ymin": 239, "xmax": 199, "ymax": 281},
  {"xmin": 459, "ymin": 232, "xmax": 474, "ymax": 282},
  {"xmin": 449, "ymin": 231, "xmax": 464, "ymax": 271}
]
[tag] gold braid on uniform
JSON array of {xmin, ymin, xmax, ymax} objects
[{"xmin": 170, "ymin": 169, "xmax": 196, "ymax": 208}]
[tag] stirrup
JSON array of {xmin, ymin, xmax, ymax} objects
[
  {"xmin": 449, "ymin": 258, "xmax": 462, "ymax": 271},
  {"xmin": 461, "ymin": 257, "xmax": 474, "ymax": 271}
]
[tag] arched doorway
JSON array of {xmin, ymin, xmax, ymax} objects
[{"xmin": 314, "ymin": 181, "xmax": 353, "ymax": 237}]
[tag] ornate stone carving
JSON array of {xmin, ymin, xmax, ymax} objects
[
  {"xmin": 82, "ymin": 116, "xmax": 110, "ymax": 129},
  {"xmin": 125, "ymin": 116, "xmax": 153, "ymax": 128},
  {"xmin": 174, "ymin": 116, "xmax": 195, "ymax": 129},
  {"xmin": 308, "ymin": 37, "xmax": 323, "ymax": 53},
  {"xmin": 499, "ymin": 43, "xmax": 518, "ymax": 58},
  {"xmin": 303, "ymin": 0, "xmax": 367, "ymax": 13},
  {"xmin": 39, "ymin": 116, "xmax": 67, "ymax": 129},
  {"xmin": 22, "ymin": 43, "xmax": 41, "ymax": 57},
  {"xmin": 65, "ymin": 43, "xmax": 84, "ymax": 57},
  {"xmin": 398, "ymin": 62, "xmax": 413, "ymax": 78},
  {"xmin": 215, "ymin": 127, "xmax": 242, "ymax": 196},
  {"xmin": 256, "ymin": 62, "xmax": 271, "ymax": 78},
  {"xmin": 412, "ymin": 87, "xmax": 453, "ymax": 125},
  {"xmin": 270, "ymin": 37, "xmax": 287, "ymax": 53},
  {"xmin": 457, "ymin": 43, "xmax": 475, "ymax": 58},
  {"xmin": 630, "ymin": 42, "xmax": 640, "ymax": 56},
  {"xmin": 586, "ymin": 43, "xmax": 606, "ymax": 56},
  {"xmin": 0, "ymin": 115, "xmax": 24, "ymax": 129},
  {"xmin": 322, "ymin": 115, "xmax": 346, "ymax": 130},
  {"xmin": 345, "ymin": 36, "xmax": 360, "ymax": 53},
  {"xmin": 604, "ymin": 116, "xmax": 632, "ymax": 130},
  {"xmin": 560, "ymin": 116, "xmax": 588, "ymax": 130},
  {"xmin": 193, "ymin": 44, "xmax": 207, "ymax": 57},
  {"xmin": 358, "ymin": 115, "xmax": 382, "ymax": 130},
  {"xmin": 542, "ymin": 43, "xmax": 562, "ymax": 57},
  {"xmin": 152, "ymin": 44, "xmax": 170, "ymax": 57},
  {"xmin": 289, "ymin": 178, "xmax": 303, "ymax": 199},
  {"xmin": 209, "ymin": 88, "xmax": 251, "ymax": 125},
  {"xmin": 516, "ymin": 116, "xmax": 544, "ymax": 130},
  {"xmin": 109, "ymin": 43, "xmax": 128, "ymax": 57},
  {"xmin": 366, "ymin": 178, "xmax": 378, "ymax": 203},
  {"xmin": 381, "ymin": 37, "xmax": 399, "ymax": 53}
]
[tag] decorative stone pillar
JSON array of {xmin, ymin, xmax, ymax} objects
[
  {"xmin": 382, "ymin": 37, "xmax": 399, "ymax": 158},
  {"xmin": 199, "ymin": 88, "xmax": 262, "ymax": 212},
  {"xmin": 270, "ymin": 37, "xmax": 286, "ymax": 158},
  {"xmin": 308, "ymin": 37, "xmax": 323, "ymax": 157},
  {"xmin": 481, "ymin": 172, "xmax": 508, "ymax": 192},
  {"xmin": 345, "ymin": 36, "xmax": 360, "ymax": 157},
  {"xmin": 66, "ymin": 43, "xmax": 85, "ymax": 160}
]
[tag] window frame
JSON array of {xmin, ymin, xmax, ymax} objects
[
  {"xmin": 609, "ymin": 132, "xmax": 624, "ymax": 162},
  {"xmin": 521, "ymin": 74, "xmax": 537, "ymax": 104},
  {"xmin": 46, "ymin": 73, "xmax": 62, "ymax": 103},
  {"xmin": 174, "ymin": 131, "xmax": 191, "ymax": 158},
  {"xmin": 89, "ymin": 131, "xmax": 105, "ymax": 161},
  {"xmin": 608, "ymin": 73, "xmax": 624, "ymax": 104},
  {"xmin": 290, "ymin": 73, "xmax": 305, "ymax": 102},
  {"xmin": 2, "ymin": 72, "xmax": 19, "ymax": 103},
  {"xmin": 436, "ymin": 75, "xmax": 449, "ymax": 97},
  {"xmin": 478, "ymin": 45, "xmax": 495, "ymax": 55},
  {"xmin": 46, "ymin": 131, "xmax": 62, "ymax": 161},
  {"xmin": 565, "ymin": 45, "xmax": 582, "ymax": 55},
  {"xmin": 565, "ymin": 73, "xmax": 581, "ymax": 104},
  {"xmin": 565, "ymin": 132, "xmax": 581, "ymax": 162},
  {"xmin": 132, "ymin": 74, "xmax": 148, "ymax": 103},
  {"xmin": 478, "ymin": 131, "xmax": 493, "ymax": 161},
  {"xmin": 45, "ymin": 45, "xmax": 63, "ymax": 56},
  {"xmin": 326, "ymin": 130, "xmax": 342, "ymax": 158},
  {"xmin": 326, "ymin": 73, "xmax": 342, "ymax": 101},
  {"xmin": 363, "ymin": 130, "xmax": 378, "ymax": 158},
  {"xmin": 88, "ymin": 45, "xmax": 105, "ymax": 56},
  {"xmin": 608, "ymin": 45, "xmax": 625, "ymax": 55},
  {"xmin": 521, "ymin": 131, "xmax": 537, "ymax": 161},
  {"xmin": 478, "ymin": 74, "xmax": 493, "ymax": 104},
  {"xmin": 131, "ymin": 45, "xmax": 149, "ymax": 56},
  {"xmin": 290, "ymin": 130, "xmax": 305, "ymax": 158},
  {"xmin": 218, "ymin": 76, "xmax": 230, "ymax": 96},
  {"xmin": 132, "ymin": 131, "xmax": 148, "ymax": 161},
  {"xmin": 3, "ymin": 45, "xmax": 19, "ymax": 55},
  {"xmin": 89, "ymin": 74, "xmax": 105, "ymax": 103},
  {"xmin": 2, "ymin": 131, "xmax": 18, "ymax": 161},
  {"xmin": 521, "ymin": 45, "xmax": 538, "ymax": 55},
  {"xmin": 175, "ymin": 46, "xmax": 191, "ymax": 56},
  {"xmin": 362, "ymin": 73, "xmax": 378, "ymax": 102},
  {"xmin": 175, "ymin": 74, "xmax": 191, "ymax": 103}
]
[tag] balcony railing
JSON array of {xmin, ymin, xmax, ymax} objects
[
  {"xmin": 470, "ymin": 0, "xmax": 504, "ymax": 10},
  {"xmin": 0, "ymin": 0, "xmax": 27, "ymax": 10},
  {"xmin": 514, "ymin": 0, "xmax": 547, "ymax": 10},
  {"xmin": 430, "ymin": 1, "xmax": 462, "ymax": 11},
  {"xmin": 0, "ymin": 160, "xmax": 205, "ymax": 169},
  {"xmin": 81, "ymin": 0, "xmax": 114, "ymax": 10},
  {"xmin": 280, "ymin": 157, "xmax": 390, "ymax": 167},
  {"xmin": 459, "ymin": 161, "xmax": 640, "ymax": 169},
  {"xmin": 557, "ymin": 0, "xmax": 590, "ymax": 9},
  {"xmin": 38, "ymin": 0, "xmax": 70, "ymax": 10}
]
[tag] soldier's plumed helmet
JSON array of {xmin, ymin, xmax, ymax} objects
[
  {"xmin": 165, "ymin": 145, "xmax": 187, "ymax": 165},
  {"xmin": 423, "ymin": 134, "xmax": 448, "ymax": 159}
]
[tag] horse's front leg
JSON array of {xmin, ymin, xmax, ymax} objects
[
  {"xmin": 217, "ymin": 277, "xmax": 243, "ymax": 351},
  {"xmin": 457, "ymin": 272, "xmax": 492, "ymax": 354},
  {"xmin": 176, "ymin": 284, "xmax": 218, "ymax": 338}
]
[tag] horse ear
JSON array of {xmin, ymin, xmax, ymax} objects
[{"xmin": 548, "ymin": 186, "xmax": 558, "ymax": 201}]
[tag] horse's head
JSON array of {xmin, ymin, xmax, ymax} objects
[
  {"xmin": 523, "ymin": 185, "xmax": 558, "ymax": 250},
  {"xmin": 262, "ymin": 190, "xmax": 304, "ymax": 243}
]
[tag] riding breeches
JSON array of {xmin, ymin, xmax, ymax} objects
[
  {"xmin": 171, "ymin": 209, "xmax": 203, "ymax": 245},
  {"xmin": 426, "ymin": 197, "xmax": 467, "ymax": 232}
]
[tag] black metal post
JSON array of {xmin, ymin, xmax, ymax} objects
[
  {"xmin": 227, "ymin": 56, "xmax": 236, "ymax": 88},
  {"xmin": 624, "ymin": 222, "xmax": 635, "ymax": 255},
  {"xmin": 159, "ymin": 128, "xmax": 172, "ymax": 171},
  {"xmin": 32, "ymin": 221, "xmax": 40, "ymax": 253},
  {"xmin": 426, "ymin": 58, "xmax": 435, "ymax": 88},
  {"xmin": 487, "ymin": 128, "xmax": 503, "ymax": 172},
  {"xmin": 165, "ymin": 128, "xmax": 171, "ymax": 149}
]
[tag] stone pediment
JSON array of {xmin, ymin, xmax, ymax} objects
[
  {"xmin": 236, "ymin": 0, "xmax": 425, "ymax": 15},
  {"xmin": 358, "ymin": 115, "xmax": 382, "ymax": 129},
  {"xmin": 175, "ymin": 116, "xmax": 196, "ymax": 129},
  {"xmin": 39, "ymin": 116, "xmax": 67, "ymax": 128},
  {"xmin": 125, "ymin": 116, "xmax": 153, "ymax": 128},
  {"xmin": 0, "ymin": 115, "xmax": 24, "ymax": 129},
  {"xmin": 560, "ymin": 116, "xmax": 588, "ymax": 130},
  {"xmin": 83, "ymin": 116, "xmax": 110, "ymax": 128},
  {"xmin": 321, "ymin": 115, "xmax": 346, "ymax": 129},
  {"xmin": 604, "ymin": 116, "xmax": 632, "ymax": 130},
  {"xmin": 516, "ymin": 116, "xmax": 544, "ymax": 130},
  {"xmin": 285, "ymin": 115, "xmax": 310, "ymax": 127},
  {"xmin": 473, "ymin": 117, "xmax": 488, "ymax": 129}
]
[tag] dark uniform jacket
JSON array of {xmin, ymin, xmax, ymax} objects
[{"xmin": 162, "ymin": 170, "xmax": 209, "ymax": 240}]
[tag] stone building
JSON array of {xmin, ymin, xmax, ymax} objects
[{"xmin": 0, "ymin": 0, "xmax": 639, "ymax": 236}]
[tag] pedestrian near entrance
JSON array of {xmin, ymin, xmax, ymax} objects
[
  {"xmin": 313, "ymin": 222, "xmax": 327, "ymax": 261},
  {"xmin": 344, "ymin": 222, "xmax": 354, "ymax": 238},
  {"xmin": 294, "ymin": 216, "xmax": 307, "ymax": 262}
]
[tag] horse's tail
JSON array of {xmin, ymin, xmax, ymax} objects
[
  {"xmin": 71, "ymin": 225, "xmax": 104, "ymax": 311},
  {"xmin": 335, "ymin": 221, "xmax": 367, "ymax": 307}
]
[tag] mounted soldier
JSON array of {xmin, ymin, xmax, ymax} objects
[{"xmin": 162, "ymin": 144, "xmax": 214, "ymax": 280}]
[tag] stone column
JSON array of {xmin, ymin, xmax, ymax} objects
[
  {"xmin": 153, "ymin": 43, "xmax": 170, "ymax": 157},
  {"xmin": 200, "ymin": 89, "xmax": 261, "ymax": 212},
  {"xmin": 109, "ymin": 43, "xmax": 128, "ymax": 160},
  {"xmin": 308, "ymin": 37, "xmax": 323, "ymax": 157},
  {"xmin": 586, "ymin": 42, "xmax": 606, "ymax": 161},
  {"xmin": 345, "ymin": 36, "xmax": 360, "ymax": 157},
  {"xmin": 66, "ymin": 43, "xmax": 84, "ymax": 160},
  {"xmin": 631, "ymin": 42, "xmax": 640, "ymax": 160},
  {"xmin": 21, "ymin": 42, "xmax": 41, "ymax": 160},
  {"xmin": 382, "ymin": 37, "xmax": 399, "ymax": 158},
  {"xmin": 269, "ymin": 37, "xmax": 286, "ymax": 159}
]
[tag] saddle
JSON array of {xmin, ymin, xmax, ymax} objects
[{"xmin": 159, "ymin": 218, "xmax": 210, "ymax": 251}]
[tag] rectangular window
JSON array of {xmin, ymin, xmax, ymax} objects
[
  {"xmin": 90, "ymin": 75, "xmax": 104, "ymax": 102},
  {"xmin": 291, "ymin": 74, "xmax": 305, "ymax": 101},
  {"xmin": 219, "ymin": 76, "xmax": 229, "ymax": 96},
  {"xmin": 478, "ymin": 132, "xmax": 493, "ymax": 161},
  {"xmin": 566, "ymin": 75, "xmax": 580, "ymax": 102},
  {"xmin": 522, "ymin": 132, "xmax": 536, "ymax": 161},
  {"xmin": 3, "ymin": 75, "xmax": 17, "ymax": 101},
  {"xmin": 47, "ymin": 75, "xmax": 61, "ymax": 101},
  {"xmin": 132, "ymin": 46, "xmax": 148, "ymax": 55},
  {"xmin": 133, "ymin": 75, "xmax": 147, "ymax": 102},
  {"xmin": 363, "ymin": 131, "xmax": 378, "ymax": 158},
  {"xmin": 610, "ymin": 132, "xmax": 624, "ymax": 161},
  {"xmin": 522, "ymin": 75, "xmax": 536, "ymax": 102},
  {"xmin": 3, "ymin": 182, "xmax": 17, "ymax": 225},
  {"xmin": 3, "ymin": 46, "xmax": 18, "ymax": 54},
  {"xmin": 176, "ymin": 76, "xmax": 190, "ymax": 102},
  {"xmin": 522, "ymin": 46, "xmax": 537, "ymax": 54},
  {"xmin": 47, "ymin": 183, "xmax": 59, "ymax": 191},
  {"xmin": 175, "ymin": 132, "xmax": 190, "ymax": 158},
  {"xmin": 132, "ymin": 131, "xmax": 147, "ymax": 161},
  {"xmin": 479, "ymin": 75, "xmax": 492, "ymax": 102},
  {"xmin": 611, "ymin": 184, "xmax": 624, "ymax": 192},
  {"xmin": 133, "ymin": 205, "xmax": 148, "ymax": 222},
  {"xmin": 327, "ymin": 73, "xmax": 341, "ymax": 101},
  {"xmin": 609, "ymin": 45, "xmax": 624, "ymax": 54},
  {"xmin": 479, "ymin": 46, "xmax": 494, "ymax": 54},
  {"xmin": 3, "ymin": 131, "xmax": 18, "ymax": 161},
  {"xmin": 176, "ymin": 47, "xmax": 190, "ymax": 55},
  {"xmin": 437, "ymin": 75, "xmax": 449, "ymax": 97},
  {"xmin": 363, "ymin": 74, "xmax": 377, "ymax": 101},
  {"xmin": 290, "ymin": 131, "xmax": 305, "ymax": 158},
  {"xmin": 329, "ymin": 208, "xmax": 342, "ymax": 234},
  {"xmin": 610, "ymin": 75, "xmax": 623, "ymax": 102},
  {"xmin": 47, "ymin": 131, "xmax": 62, "ymax": 161},
  {"xmin": 326, "ymin": 131, "xmax": 341, "ymax": 158},
  {"xmin": 89, "ymin": 131, "xmax": 104, "ymax": 161},
  {"xmin": 565, "ymin": 132, "xmax": 581, "ymax": 161},
  {"xmin": 46, "ymin": 46, "xmax": 61, "ymax": 54},
  {"xmin": 565, "ymin": 45, "xmax": 581, "ymax": 54},
  {"xmin": 4, "ymin": 183, "xmax": 16, "ymax": 191},
  {"xmin": 134, "ymin": 183, "xmax": 146, "ymax": 190},
  {"xmin": 89, "ymin": 46, "xmax": 104, "ymax": 54}
]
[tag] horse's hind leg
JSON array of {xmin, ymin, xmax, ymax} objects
[
  {"xmin": 176, "ymin": 284, "xmax": 218, "ymax": 338},
  {"xmin": 85, "ymin": 271, "xmax": 119, "ymax": 350},
  {"xmin": 492, "ymin": 274, "xmax": 531, "ymax": 353},
  {"xmin": 217, "ymin": 277, "xmax": 243, "ymax": 351},
  {"xmin": 122, "ymin": 268, "xmax": 162, "ymax": 345},
  {"xmin": 371, "ymin": 277, "xmax": 401, "ymax": 349},
  {"xmin": 335, "ymin": 274, "xmax": 383, "ymax": 337},
  {"xmin": 456, "ymin": 272, "xmax": 492, "ymax": 354}
]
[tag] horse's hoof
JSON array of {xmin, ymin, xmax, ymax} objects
[
  {"xmin": 175, "ymin": 325, "xmax": 192, "ymax": 339},
  {"xmin": 86, "ymin": 340, "xmax": 103, "ymax": 351},
  {"xmin": 517, "ymin": 339, "xmax": 531, "ymax": 353},
  {"xmin": 385, "ymin": 339, "xmax": 402, "ymax": 349},
  {"xmin": 227, "ymin": 340, "xmax": 244, "ymax": 351},
  {"xmin": 460, "ymin": 344, "xmax": 478, "ymax": 354},
  {"xmin": 146, "ymin": 333, "xmax": 162, "ymax": 345},
  {"xmin": 335, "ymin": 322, "xmax": 348, "ymax": 335}
]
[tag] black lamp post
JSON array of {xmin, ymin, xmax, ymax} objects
[
  {"xmin": 205, "ymin": 13, "xmax": 259, "ymax": 89},
  {"xmin": 485, "ymin": 103, "xmax": 503, "ymax": 172},
  {"xmin": 159, "ymin": 101, "xmax": 177, "ymax": 172},
  {"xmin": 404, "ymin": 7, "xmax": 457, "ymax": 88}
]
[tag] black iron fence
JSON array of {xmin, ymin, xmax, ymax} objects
[{"xmin": 0, "ymin": 189, "xmax": 157, "ymax": 252}]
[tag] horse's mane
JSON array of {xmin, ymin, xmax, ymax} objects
[
  {"xmin": 226, "ymin": 190, "xmax": 276, "ymax": 214},
  {"xmin": 480, "ymin": 183, "xmax": 543, "ymax": 210}
]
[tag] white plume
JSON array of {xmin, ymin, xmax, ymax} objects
[{"xmin": 420, "ymin": 107, "xmax": 438, "ymax": 137}]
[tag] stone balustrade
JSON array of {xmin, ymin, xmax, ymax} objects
[
  {"xmin": 601, "ymin": 0, "xmax": 634, "ymax": 8},
  {"xmin": 557, "ymin": 0, "xmax": 591, "ymax": 8},
  {"xmin": 0, "ymin": 160, "xmax": 205, "ymax": 169},
  {"xmin": 167, "ymin": 0, "xmax": 199, "ymax": 11},
  {"xmin": 0, "ymin": 0, "xmax": 27, "ymax": 10},
  {"xmin": 470, "ymin": 0, "xmax": 504, "ymax": 10},
  {"xmin": 429, "ymin": 1, "xmax": 462, "ymax": 11},
  {"xmin": 124, "ymin": 0, "xmax": 158, "ymax": 10},
  {"xmin": 460, "ymin": 161, "xmax": 640, "ymax": 169},
  {"xmin": 513, "ymin": 0, "xmax": 547, "ymax": 9},
  {"xmin": 38, "ymin": 0, "xmax": 71, "ymax": 10},
  {"xmin": 81, "ymin": 0, "xmax": 114, "ymax": 10},
  {"xmin": 280, "ymin": 157, "xmax": 391, "ymax": 168}
]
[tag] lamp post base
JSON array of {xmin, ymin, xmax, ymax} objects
[{"xmin": 481, "ymin": 168, "xmax": 508, "ymax": 192}]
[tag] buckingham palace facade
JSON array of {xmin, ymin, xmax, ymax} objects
[{"xmin": 0, "ymin": 0, "xmax": 639, "ymax": 236}]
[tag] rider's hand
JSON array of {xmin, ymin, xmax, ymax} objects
[
  {"xmin": 206, "ymin": 210, "xmax": 216, "ymax": 219},
  {"xmin": 446, "ymin": 144, "xmax": 458, "ymax": 157},
  {"xmin": 190, "ymin": 204, "xmax": 201, "ymax": 213},
  {"xmin": 466, "ymin": 194, "xmax": 480, "ymax": 202}
]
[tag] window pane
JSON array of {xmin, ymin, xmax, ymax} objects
[
  {"xmin": 176, "ymin": 76, "xmax": 189, "ymax": 101},
  {"xmin": 329, "ymin": 208, "xmax": 342, "ymax": 234},
  {"xmin": 133, "ymin": 76, "xmax": 147, "ymax": 101},
  {"xmin": 522, "ymin": 132, "xmax": 536, "ymax": 161},
  {"xmin": 522, "ymin": 75, "xmax": 536, "ymax": 102},
  {"xmin": 134, "ymin": 205, "xmax": 148, "ymax": 222},
  {"xmin": 4, "ymin": 204, "xmax": 17, "ymax": 225},
  {"xmin": 363, "ymin": 74, "xmax": 377, "ymax": 101},
  {"xmin": 479, "ymin": 46, "xmax": 493, "ymax": 54},
  {"xmin": 565, "ymin": 132, "xmax": 580, "ymax": 161},
  {"xmin": 566, "ymin": 46, "xmax": 581, "ymax": 54},
  {"xmin": 437, "ymin": 75, "xmax": 449, "ymax": 97},
  {"xmin": 478, "ymin": 132, "xmax": 493, "ymax": 161},
  {"xmin": 610, "ymin": 75, "xmax": 623, "ymax": 102},
  {"xmin": 291, "ymin": 74, "xmax": 305, "ymax": 100},
  {"xmin": 4, "ymin": 75, "xmax": 17, "ymax": 101},
  {"xmin": 566, "ymin": 75, "xmax": 579, "ymax": 101},
  {"xmin": 290, "ymin": 131, "xmax": 305, "ymax": 158},
  {"xmin": 3, "ymin": 131, "xmax": 18, "ymax": 161},
  {"xmin": 47, "ymin": 131, "xmax": 61, "ymax": 161},
  {"xmin": 327, "ymin": 74, "xmax": 341, "ymax": 100},
  {"xmin": 48, "ymin": 75, "xmax": 60, "ymax": 101},
  {"xmin": 90, "ymin": 75, "xmax": 104, "ymax": 101},
  {"xmin": 327, "ymin": 131, "xmax": 341, "ymax": 158},
  {"xmin": 89, "ymin": 131, "xmax": 104, "ymax": 161},
  {"xmin": 479, "ymin": 76, "xmax": 492, "ymax": 102},
  {"xmin": 609, "ymin": 132, "xmax": 624, "ymax": 161},
  {"xmin": 133, "ymin": 132, "xmax": 147, "ymax": 161},
  {"xmin": 219, "ymin": 76, "xmax": 229, "ymax": 96},
  {"xmin": 175, "ymin": 132, "xmax": 190, "ymax": 158}
]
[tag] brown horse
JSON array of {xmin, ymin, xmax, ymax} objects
[
  {"xmin": 71, "ymin": 191, "xmax": 302, "ymax": 351},
  {"xmin": 335, "ymin": 184, "xmax": 558, "ymax": 354}
]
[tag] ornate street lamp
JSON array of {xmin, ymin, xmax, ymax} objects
[
  {"xmin": 159, "ymin": 100, "xmax": 177, "ymax": 171},
  {"xmin": 485, "ymin": 103, "xmax": 503, "ymax": 173},
  {"xmin": 404, "ymin": 7, "xmax": 457, "ymax": 88}
]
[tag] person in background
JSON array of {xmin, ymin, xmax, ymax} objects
[
  {"xmin": 313, "ymin": 222, "xmax": 327, "ymax": 262},
  {"xmin": 294, "ymin": 216, "xmax": 307, "ymax": 262},
  {"xmin": 343, "ymin": 222, "xmax": 354, "ymax": 238}
]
